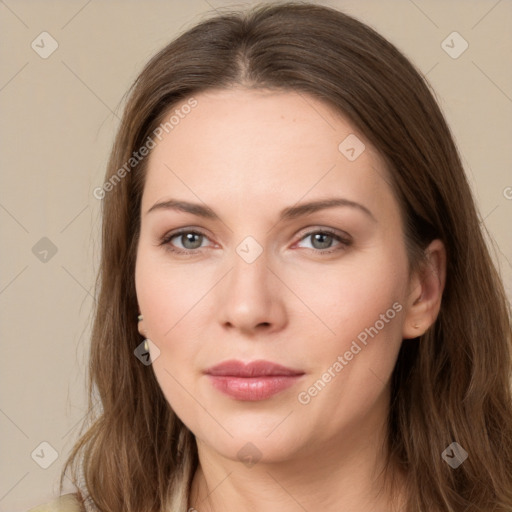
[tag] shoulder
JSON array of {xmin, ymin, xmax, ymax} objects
[{"xmin": 27, "ymin": 493, "xmax": 83, "ymax": 512}]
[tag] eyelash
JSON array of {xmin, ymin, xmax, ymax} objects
[{"xmin": 158, "ymin": 228, "xmax": 352, "ymax": 256}]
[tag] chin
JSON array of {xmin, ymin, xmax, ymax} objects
[{"xmin": 194, "ymin": 416, "xmax": 310, "ymax": 465}]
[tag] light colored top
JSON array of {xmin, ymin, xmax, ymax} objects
[{"xmin": 27, "ymin": 493, "xmax": 83, "ymax": 512}]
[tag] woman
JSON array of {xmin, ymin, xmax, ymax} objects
[{"xmin": 29, "ymin": 2, "xmax": 512, "ymax": 511}]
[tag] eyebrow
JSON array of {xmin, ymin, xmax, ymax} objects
[{"xmin": 146, "ymin": 197, "xmax": 376, "ymax": 222}]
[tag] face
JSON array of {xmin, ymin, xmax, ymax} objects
[{"xmin": 135, "ymin": 88, "xmax": 413, "ymax": 464}]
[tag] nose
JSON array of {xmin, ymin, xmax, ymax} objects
[{"xmin": 218, "ymin": 248, "xmax": 288, "ymax": 336}]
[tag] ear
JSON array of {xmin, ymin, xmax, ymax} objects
[
  {"xmin": 402, "ymin": 239, "xmax": 446, "ymax": 339},
  {"xmin": 137, "ymin": 315, "xmax": 147, "ymax": 338}
]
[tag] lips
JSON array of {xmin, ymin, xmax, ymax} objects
[
  {"xmin": 204, "ymin": 360, "xmax": 305, "ymax": 401},
  {"xmin": 204, "ymin": 359, "xmax": 304, "ymax": 377}
]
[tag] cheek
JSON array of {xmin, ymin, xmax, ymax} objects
[
  {"xmin": 135, "ymin": 247, "xmax": 214, "ymax": 341},
  {"xmin": 286, "ymin": 249, "xmax": 407, "ymax": 411},
  {"xmin": 136, "ymin": 264, "xmax": 207, "ymax": 426},
  {"xmin": 292, "ymin": 279, "xmax": 404, "ymax": 439},
  {"xmin": 135, "ymin": 252, "xmax": 217, "ymax": 393},
  {"xmin": 285, "ymin": 252, "xmax": 407, "ymax": 347}
]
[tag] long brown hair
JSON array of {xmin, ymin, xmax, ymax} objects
[{"xmin": 60, "ymin": 2, "xmax": 512, "ymax": 510}]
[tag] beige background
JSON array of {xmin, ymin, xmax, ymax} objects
[{"xmin": 1, "ymin": 1, "xmax": 511, "ymax": 510}]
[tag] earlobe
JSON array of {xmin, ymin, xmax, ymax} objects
[
  {"xmin": 402, "ymin": 239, "xmax": 446, "ymax": 339},
  {"xmin": 137, "ymin": 313, "xmax": 146, "ymax": 337}
]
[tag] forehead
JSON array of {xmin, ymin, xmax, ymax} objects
[{"xmin": 141, "ymin": 88, "xmax": 395, "ymax": 221}]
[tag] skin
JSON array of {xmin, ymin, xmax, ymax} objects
[{"xmin": 135, "ymin": 88, "xmax": 446, "ymax": 512}]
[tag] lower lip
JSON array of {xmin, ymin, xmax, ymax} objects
[{"xmin": 207, "ymin": 375, "xmax": 303, "ymax": 401}]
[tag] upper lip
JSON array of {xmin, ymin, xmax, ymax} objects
[{"xmin": 204, "ymin": 359, "xmax": 304, "ymax": 377}]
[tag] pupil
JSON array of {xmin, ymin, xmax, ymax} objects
[
  {"xmin": 183, "ymin": 233, "xmax": 202, "ymax": 249},
  {"xmin": 313, "ymin": 233, "xmax": 332, "ymax": 249}
]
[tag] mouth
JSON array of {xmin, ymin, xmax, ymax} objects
[
  {"xmin": 204, "ymin": 359, "xmax": 304, "ymax": 377},
  {"xmin": 204, "ymin": 359, "xmax": 305, "ymax": 401}
]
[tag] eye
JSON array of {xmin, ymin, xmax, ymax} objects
[
  {"xmin": 295, "ymin": 229, "xmax": 351, "ymax": 254},
  {"xmin": 158, "ymin": 227, "xmax": 351, "ymax": 256},
  {"xmin": 159, "ymin": 229, "xmax": 212, "ymax": 254}
]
